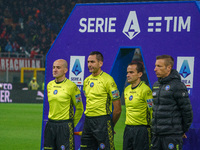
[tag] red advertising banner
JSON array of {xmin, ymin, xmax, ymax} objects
[{"xmin": 0, "ymin": 58, "xmax": 41, "ymax": 71}]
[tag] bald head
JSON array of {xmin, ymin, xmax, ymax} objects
[
  {"xmin": 54, "ymin": 59, "xmax": 68, "ymax": 68},
  {"xmin": 53, "ymin": 59, "xmax": 68, "ymax": 82}
]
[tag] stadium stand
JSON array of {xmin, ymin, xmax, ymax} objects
[{"xmin": 0, "ymin": 0, "xmax": 74, "ymax": 57}]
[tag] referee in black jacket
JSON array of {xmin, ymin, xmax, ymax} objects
[{"xmin": 151, "ymin": 55, "xmax": 193, "ymax": 150}]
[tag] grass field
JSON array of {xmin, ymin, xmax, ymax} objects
[
  {"xmin": 0, "ymin": 103, "xmax": 126, "ymax": 150},
  {"xmin": 114, "ymin": 105, "xmax": 126, "ymax": 150},
  {"xmin": 0, "ymin": 103, "xmax": 43, "ymax": 150}
]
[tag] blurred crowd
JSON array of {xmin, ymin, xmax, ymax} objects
[{"xmin": 0, "ymin": 0, "xmax": 76, "ymax": 57}]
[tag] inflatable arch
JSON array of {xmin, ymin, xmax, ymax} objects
[{"xmin": 41, "ymin": 1, "xmax": 200, "ymax": 149}]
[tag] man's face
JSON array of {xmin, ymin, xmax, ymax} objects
[
  {"xmin": 154, "ymin": 59, "xmax": 171, "ymax": 78},
  {"xmin": 53, "ymin": 60, "xmax": 68, "ymax": 79},
  {"xmin": 87, "ymin": 55, "xmax": 102, "ymax": 75},
  {"xmin": 126, "ymin": 64, "xmax": 142, "ymax": 84}
]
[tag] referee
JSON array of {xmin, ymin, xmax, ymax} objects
[
  {"xmin": 80, "ymin": 51, "xmax": 121, "ymax": 150},
  {"xmin": 123, "ymin": 62, "xmax": 153, "ymax": 150},
  {"xmin": 44, "ymin": 59, "xmax": 84, "ymax": 150}
]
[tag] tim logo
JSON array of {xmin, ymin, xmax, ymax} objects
[
  {"xmin": 72, "ymin": 59, "xmax": 82, "ymax": 76},
  {"xmin": 123, "ymin": 11, "xmax": 140, "ymax": 40},
  {"xmin": 179, "ymin": 60, "xmax": 191, "ymax": 78}
]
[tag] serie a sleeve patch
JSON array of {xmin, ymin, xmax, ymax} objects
[
  {"xmin": 111, "ymin": 90, "xmax": 120, "ymax": 99},
  {"xmin": 75, "ymin": 94, "xmax": 82, "ymax": 103},
  {"xmin": 147, "ymin": 99, "xmax": 153, "ymax": 108}
]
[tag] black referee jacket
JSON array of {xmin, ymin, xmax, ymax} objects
[{"xmin": 152, "ymin": 69, "xmax": 193, "ymax": 136}]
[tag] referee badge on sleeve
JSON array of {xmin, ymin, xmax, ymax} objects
[
  {"xmin": 147, "ymin": 99, "xmax": 153, "ymax": 108},
  {"xmin": 75, "ymin": 94, "xmax": 82, "ymax": 103},
  {"xmin": 112, "ymin": 90, "xmax": 120, "ymax": 99}
]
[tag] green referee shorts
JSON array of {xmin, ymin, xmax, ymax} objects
[
  {"xmin": 44, "ymin": 119, "xmax": 74, "ymax": 150},
  {"xmin": 80, "ymin": 115, "xmax": 115, "ymax": 150}
]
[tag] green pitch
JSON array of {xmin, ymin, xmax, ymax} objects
[
  {"xmin": 114, "ymin": 105, "xmax": 126, "ymax": 150},
  {"xmin": 0, "ymin": 103, "xmax": 43, "ymax": 150},
  {"xmin": 0, "ymin": 103, "xmax": 126, "ymax": 150}
]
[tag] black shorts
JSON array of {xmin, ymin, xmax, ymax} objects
[
  {"xmin": 123, "ymin": 125, "xmax": 151, "ymax": 150},
  {"xmin": 44, "ymin": 119, "xmax": 74, "ymax": 150},
  {"xmin": 80, "ymin": 115, "xmax": 115, "ymax": 150},
  {"xmin": 151, "ymin": 135, "xmax": 183, "ymax": 150}
]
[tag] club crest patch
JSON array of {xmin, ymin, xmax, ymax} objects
[
  {"xmin": 90, "ymin": 82, "xmax": 94, "ymax": 87},
  {"xmin": 53, "ymin": 90, "xmax": 58, "ymax": 95},
  {"xmin": 168, "ymin": 143, "xmax": 174, "ymax": 149},
  {"xmin": 129, "ymin": 95, "xmax": 133, "ymax": 101},
  {"xmin": 61, "ymin": 145, "xmax": 65, "ymax": 150},
  {"xmin": 100, "ymin": 143, "xmax": 105, "ymax": 149},
  {"xmin": 165, "ymin": 85, "xmax": 170, "ymax": 91}
]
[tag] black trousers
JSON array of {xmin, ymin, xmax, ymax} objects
[
  {"xmin": 151, "ymin": 134, "xmax": 183, "ymax": 150},
  {"xmin": 123, "ymin": 125, "xmax": 151, "ymax": 150},
  {"xmin": 44, "ymin": 119, "xmax": 74, "ymax": 150},
  {"xmin": 80, "ymin": 115, "xmax": 115, "ymax": 150}
]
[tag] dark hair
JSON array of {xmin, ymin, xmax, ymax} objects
[
  {"xmin": 89, "ymin": 51, "xmax": 104, "ymax": 62},
  {"xmin": 128, "ymin": 61, "xmax": 144, "ymax": 73},
  {"xmin": 156, "ymin": 55, "xmax": 174, "ymax": 68}
]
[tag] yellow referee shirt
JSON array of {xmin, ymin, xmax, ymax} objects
[
  {"xmin": 124, "ymin": 81, "xmax": 153, "ymax": 126},
  {"xmin": 83, "ymin": 71, "xmax": 120, "ymax": 117},
  {"xmin": 47, "ymin": 78, "xmax": 84, "ymax": 127}
]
